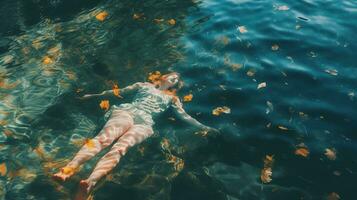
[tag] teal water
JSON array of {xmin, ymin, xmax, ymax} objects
[{"xmin": 0, "ymin": 0, "xmax": 356, "ymax": 199}]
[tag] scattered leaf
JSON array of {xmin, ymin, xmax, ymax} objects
[
  {"xmin": 61, "ymin": 166, "xmax": 75, "ymax": 175},
  {"xmin": 261, "ymin": 155, "xmax": 274, "ymax": 183},
  {"xmin": 257, "ymin": 82, "xmax": 267, "ymax": 89},
  {"xmin": 271, "ymin": 44, "xmax": 279, "ymax": 51},
  {"xmin": 246, "ymin": 69, "xmax": 256, "ymax": 77},
  {"xmin": 96, "ymin": 11, "xmax": 109, "ymax": 21},
  {"xmin": 327, "ymin": 192, "xmax": 341, "ymax": 200},
  {"xmin": 153, "ymin": 18, "xmax": 164, "ymax": 24},
  {"xmin": 42, "ymin": 56, "xmax": 53, "ymax": 65},
  {"xmin": 278, "ymin": 126, "xmax": 288, "ymax": 131},
  {"xmin": 295, "ymin": 147, "xmax": 310, "ymax": 158},
  {"xmin": 167, "ymin": 19, "xmax": 176, "ymax": 25},
  {"xmin": 133, "ymin": 13, "xmax": 143, "ymax": 20},
  {"xmin": 238, "ymin": 26, "xmax": 248, "ymax": 33},
  {"xmin": 112, "ymin": 84, "xmax": 121, "ymax": 97},
  {"xmin": 261, "ymin": 167, "xmax": 273, "ymax": 183},
  {"xmin": 0, "ymin": 163, "xmax": 7, "ymax": 176},
  {"xmin": 183, "ymin": 94, "xmax": 193, "ymax": 102},
  {"xmin": 325, "ymin": 148, "xmax": 337, "ymax": 160},
  {"xmin": 99, "ymin": 100, "xmax": 110, "ymax": 111},
  {"xmin": 161, "ymin": 138, "xmax": 170, "ymax": 150},
  {"xmin": 212, "ymin": 106, "xmax": 231, "ymax": 116},
  {"xmin": 325, "ymin": 69, "xmax": 338, "ymax": 76}
]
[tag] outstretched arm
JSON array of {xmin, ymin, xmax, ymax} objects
[
  {"xmin": 172, "ymin": 96, "xmax": 214, "ymax": 131},
  {"xmin": 80, "ymin": 82, "xmax": 143, "ymax": 99}
]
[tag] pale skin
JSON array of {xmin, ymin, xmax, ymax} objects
[{"xmin": 52, "ymin": 73, "xmax": 216, "ymax": 199}]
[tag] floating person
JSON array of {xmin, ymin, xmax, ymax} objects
[{"xmin": 53, "ymin": 72, "xmax": 217, "ymax": 198}]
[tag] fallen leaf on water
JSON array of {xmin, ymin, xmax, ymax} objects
[
  {"xmin": 264, "ymin": 155, "xmax": 274, "ymax": 167},
  {"xmin": 261, "ymin": 167, "xmax": 273, "ymax": 183},
  {"xmin": 238, "ymin": 26, "xmax": 248, "ymax": 33},
  {"xmin": 325, "ymin": 69, "xmax": 338, "ymax": 76},
  {"xmin": 99, "ymin": 100, "xmax": 110, "ymax": 111},
  {"xmin": 112, "ymin": 84, "xmax": 121, "ymax": 97},
  {"xmin": 278, "ymin": 5, "xmax": 290, "ymax": 11},
  {"xmin": 183, "ymin": 94, "xmax": 193, "ymax": 102},
  {"xmin": 133, "ymin": 13, "xmax": 143, "ymax": 20},
  {"xmin": 295, "ymin": 145, "xmax": 310, "ymax": 157},
  {"xmin": 278, "ymin": 126, "xmax": 288, "ymax": 131},
  {"xmin": 327, "ymin": 192, "xmax": 341, "ymax": 200},
  {"xmin": 3, "ymin": 129, "xmax": 13, "ymax": 137},
  {"xmin": 167, "ymin": 19, "xmax": 176, "ymax": 25},
  {"xmin": 261, "ymin": 155, "xmax": 274, "ymax": 183},
  {"xmin": 84, "ymin": 139, "xmax": 96, "ymax": 149},
  {"xmin": 42, "ymin": 56, "xmax": 53, "ymax": 65},
  {"xmin": 61, "ymin": 166, "xmax": 75, "ymax": 175},
  {"xmin": 271, "ymin": 44, "xmax": 279, "ymax": 51},
  {"xmin": 96, "ymin": 11, "xmax": 109, "ymax": 21},
  {"xmin": 0, "ymin": 162, "xmax": 7, "ymax": 176},
  {"xmin": 257, "ymin": 82, "xmax": 267, "ymax": 89},
  {"xmin": 212, "ymin": 106, "xmax": 231, "ymax": 116},
  {"xmin": 246, "ymin": 69, "xmax": 256, "ymax": 77},
  {"xmin": 153, "ymin": 18, "xmax": 164, "ymax": 24},
  {"xmin": 325, "ymin": 148, "xmax": 337, "ymax": 160}
]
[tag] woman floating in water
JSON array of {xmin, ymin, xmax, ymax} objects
[{"xmin": 53, "ymin": 72, "xmax": 216, "ymax": 198}]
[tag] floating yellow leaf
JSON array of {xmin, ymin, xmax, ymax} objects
[
  {"xmin": 271, "ymin": 44, "xmax": 279, "ymax": 51},
  {"xmin": 295, "ymin": 147, "xmax": 309, "ymax": 157},
  {"xmin": 84, "ymin": 139, "xmax": 96, "ymax": 149},
  {"xmin": 0, "ymin": 162, "xmax": 7, "ymax": 176},
  {"xmin": 230, "ymin": 63, "xmax": 242, "ymax": 71},
  {"xmin": 257, "ymin": 82, "xmax": 267, "ymax": 89},
  {"xmin": 112, "ymin": 84, "xmax": 121, "ymax": 97},
  {"xmin": 238, "ymin": 26, "xmax": 248, "ymax": 33},
  {"xmin": 183, "ymin": 94, "xmax": 193, "ymax": 102},
  {"xmin": 96, "ymin": 11, "xmax": 109, "ymax": 21},
  {"xmin": 61, "ymin": 166, "xmax": 75, "ymax": 175},
  {"xmin": 167, "ymin": 19, "xmax": 176, "ymax": 25},
  {"xmin": 42, "ymin": 56, "xmax": 53, "ymax": 65},
  {"xmin": 325, "ymin": 148, "xmax": 336, "ymax": 160},
  {"xmin": 212, "ymin": 106, "xmax": 231, "ymax": 116},
  {"xmin": 99, "ymin": 100, "xmax": 110, "ymax": 111},
  {"xmin": 3, "ymin": 129, "xmax": 13, "ymax": 137}
]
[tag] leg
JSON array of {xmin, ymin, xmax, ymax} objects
[
  {"xmin": 78, "ymin": 124, "xmax": 153, "ymax": 194},
  {"xmin": 54, "ymin": 110, "xmax": 134, "ymax": 181}
]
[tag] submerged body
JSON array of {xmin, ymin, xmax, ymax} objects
[{"xmin": 53, "ymin": 75, "xmax": 212, "ymax": 199}]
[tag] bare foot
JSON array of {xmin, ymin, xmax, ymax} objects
[
  {"xmin": 53, "ymin": 166, "xmax": 76, "ymax": 182},
  {"xmin": 75, "ymin": 180, "xmax": 95, "ymax": 200}
]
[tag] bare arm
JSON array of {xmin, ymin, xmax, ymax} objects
[
  {"xmin": 171, "ymin": 96, "xmax": 213, "ymax": 130},
  {"xmin": 80, "ymin": 82, "xmax": 143, "ymax": 99}
]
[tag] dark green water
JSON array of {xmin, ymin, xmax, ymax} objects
[{"xmin": 0, "ymin": 0, "xmax": 356, "ymax": 199}]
